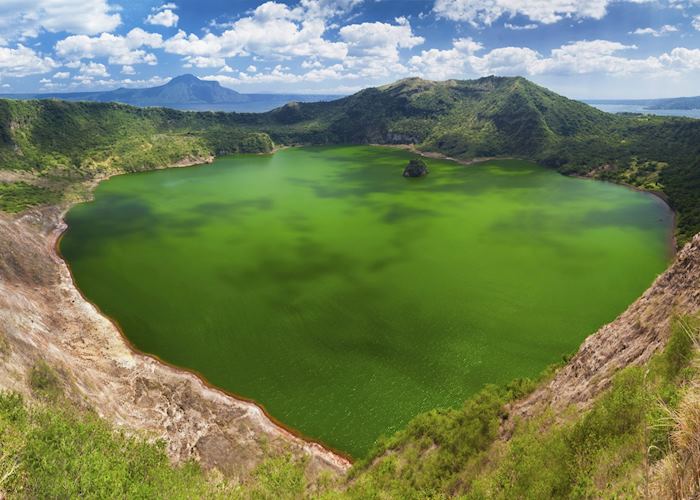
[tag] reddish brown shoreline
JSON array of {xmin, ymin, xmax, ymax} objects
[
  {"xmin": 50, "ymin": 145, "xmax": 677, "ymax": 470},
  {"xmin": 53, "ymin": 157, "xmax": 354, "ymax": 466},
  {"xmin": 54, "ymin": 227, "xmax": 353, "ymax": 464}
]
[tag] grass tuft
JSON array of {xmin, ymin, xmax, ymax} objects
[{"xmin": 28, "ymin": 361, "xmax": 62, "ymax": 401}]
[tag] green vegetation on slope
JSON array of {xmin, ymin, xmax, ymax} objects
[
  {"xmin": 342, "ymin": 316, "xmax": 699, "ymax": 499},
  {"xmin": 4, "ymin": 317, "xmax": 696, "ymax": 498},
  {"xmin": 0, "ymin": 390, "xmax": 315, "ymax": 499},
  {"xmin": 0, "ymin": 182, "xmax": 57, "ymax": 213},
  {"xmin": 0, "ymin": 99, "xmax": 274, "ymax": 174}
]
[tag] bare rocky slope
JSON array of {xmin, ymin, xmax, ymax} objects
[
  {"xmin": 507, "ymin": 232, "xmax": 700, "ymax": 429},
  {"xmin": 0, "ymin": 203, "xmax": 350, "ymax": 479}
]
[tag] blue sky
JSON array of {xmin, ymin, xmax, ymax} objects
[{"xmin": 2, "ymin": 0, "xmax": 700, "ymax": 98}]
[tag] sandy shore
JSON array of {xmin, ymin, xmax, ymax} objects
[
  {"xmin": 0, "ymin": 155, "xmax": 351, "ymax": 480},
  {"xmin": 371, "ymin": 143, "xmax": 502, "ymax": 166}
]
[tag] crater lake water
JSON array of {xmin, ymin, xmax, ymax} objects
[{"xmin": 61, "ymin": 146, "xmax": 673, "ymax": 457}]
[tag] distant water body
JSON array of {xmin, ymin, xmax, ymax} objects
[
  {"xmin": 61, "ymin": 146, "xmax": 673, "ymax": 457},
  {"xmin": 588, "ymin": 103, "xmax": 700, "ymax": 119}
]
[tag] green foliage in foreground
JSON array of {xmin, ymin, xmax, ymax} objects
[
  {"xmin": 341, "ymin": 317, "xmax": 698, "ymax": 499},
  {"xmin": 0, "ymin": 319, "xmax": 695, "ymax": 499},
  {"xmin": 0, "ymin": 390, "xmax": 319, "ymax": 499}
]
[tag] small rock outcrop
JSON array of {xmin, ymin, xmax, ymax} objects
[{"xmin": 403, "ymin": 158, "xmax": 429, "ymax": 177}]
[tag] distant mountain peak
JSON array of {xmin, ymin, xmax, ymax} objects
[{"xmin": 168, "ymin": 74, "xmax": 209, "ymax": 85}]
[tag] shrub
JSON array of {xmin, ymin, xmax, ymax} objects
[{"xmin": 28, "ymin": 361, "xmax": 62, "ymax": 401}]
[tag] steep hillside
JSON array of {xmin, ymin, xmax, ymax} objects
[
  {"xmin": 255, "ymin": 76, "xmax": 616, "ymax": 157},
  {"xmin": 0, "ymin": 98, "xmax": 273, "ymax": 174}
]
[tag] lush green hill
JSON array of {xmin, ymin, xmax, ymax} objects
[{"xmin": 0, "ymin": 99, "xmax": 273, "ymax": 173}]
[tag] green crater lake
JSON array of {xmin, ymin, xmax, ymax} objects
[{"xmin": 61, "ymin": 146, "xmax": 673, "ymax": 458}]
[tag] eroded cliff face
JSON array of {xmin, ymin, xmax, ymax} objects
[
  {"xmin": 507, "ymin": 233, "xmax": 700, "ymax": 428},
  {"xmin": 0, "ymin": 206, "xmax": 350, "ymax": 479}
]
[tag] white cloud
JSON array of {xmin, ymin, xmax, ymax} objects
[
  {"xmin": 532, "ymin": 40, "xmax": 645, "ymax": 75},
  {"xmin": 433, "ymin": 0, "xmax": 653, "ymax": 26},
  {"xmin": 55, "ymin": 28, "xmax": 162, "ymax": 65},
  {"xmin": 693, "ymin": 15, "xmax": 700, "ymax": 31},
  {"xmin": 0, "ymin": 0, "xmax": 121, "ymax": 41},
  {"xmin": 160, "ymin": 2, "xmax": 422, "ymax": 78},
  {"xmin": 183, "ymin": 56, "xmax": 227, "ymax": 68},
  {"xmin": 79, "ymin": 61, "xmax": 109, "ymax": 77},
  {"xmin": 146, "ymin": 4, "xmax": 179, "ymax": 28},
  {"xmin": 339, "ymin": 17, "xmax": 424, "ymax": 59},
  {"xmin": 504, "ymin": 23, "xmax": 539, "ymax": 30},
  {"xmin": 409, "ymin": 38, "xmax": 483, "ymax": 80},
  {"xmin": 0, "ymin": 44, "xmax": 56, "ymax": 77},
  {"xmin": 216, "ymin": 4, "xmax": 347, "ymax": 59},
  {"xmin": 53, "ymin": 71, "xmax": 70, "ymax": 79},
  {"xmin": 658, "ymin": 47, "xmax": 700, "ymax": 71},
  {"xmin": 630, "ymin": 24, "xmax": 678, "ymax": 36},
  {"xmin": 162, "ymin": 1, "xmax": 352, "ymax": 70},
  {"xmin": 121, "ymin": 65, "xmax": 135, "ymax": 74},
  {"xmin": 299, "ymin": 0, "xmax": 364, "ymax": 19},
  {"xmin": 203, "ymin": 63, "xmax": 349, "ymax": 87},
  {"xmin": 409, "ymin": 38, "xmax": 698, "ymax": 80}
]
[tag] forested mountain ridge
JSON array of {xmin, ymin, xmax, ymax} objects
[{"xmin": 1, "ymin": 75, "xmax": 700, "ymax": 241}]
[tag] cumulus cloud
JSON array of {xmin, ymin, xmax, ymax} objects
[
  {"xmin": 693, "ymin": 15, "xmax": 700, "ymax": 31},
  {"xmin": 0, "ymin": 44, "xmax": 56, "ymax": 77},
  {"xmin": 146, "ymin": 4, "xmax": 179, "ymax": 28},
  {"xmin": 53, "ymin": 71, "xmax": 70, "ymax": 79},
  {"xmin": 203, "ymin": 62, "xmax": 350, "ymax": 86},
  {"xmin": 630, "ymin": 25, "xmax": 678, "ymax": 36},
  {"xmin": 408, "ymin": 38, "xmax": 483, "ymax": 80},
  {"xmin": 79, "ymin": 61, "xmax": 109, "ymax": 77},
  {"xmin": 299, "ymin": 0, "xmax": 364, "ymax": 19},
  {"xmin": 55, "ymin": 28, "xmax": 162, "ymax": 65},
  {"xmin": 339, "ymin": 17, "xmax": 424, "ymax": 59},
  {"xmin": 409, "ymin": 38, "xmax": 700, "ymax": 80},
  {"xmin": 0, "ymin": 0, "xmax": 121, "ymax": 41},
  {"xmin": 163, "ymin": 1, "xmax": 348, "ymax": 67},
  {"xmin": 432, "ymin": 0, "xmax": 653, "ymax": 26}
]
